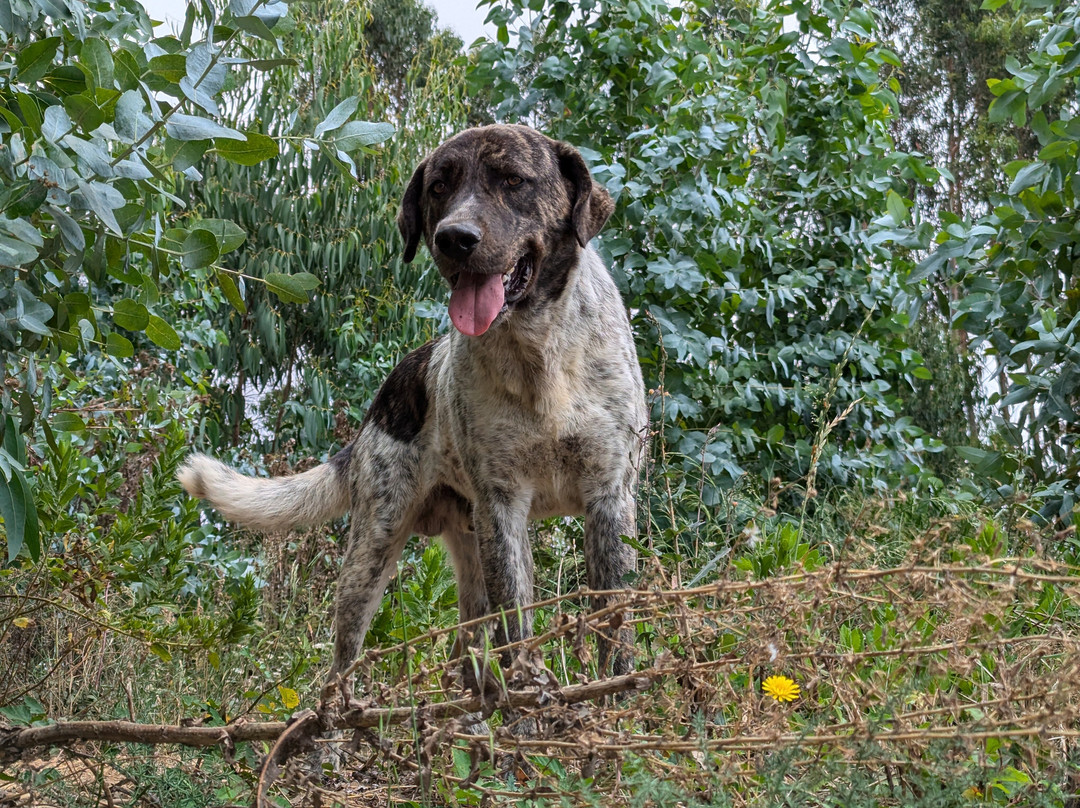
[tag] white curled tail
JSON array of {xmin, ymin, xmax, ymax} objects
[{"xmin": 177, "ymin": 453, "xmax": 350, "ymax": 533}]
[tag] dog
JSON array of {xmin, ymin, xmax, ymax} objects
[{"xmin": 179, "ymin": 124, "xmax": 647, "ymax": 705}]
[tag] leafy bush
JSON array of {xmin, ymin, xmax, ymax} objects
[{"xmin": 470, "ymin": 0, "xmax": 940, "ymax": 500}]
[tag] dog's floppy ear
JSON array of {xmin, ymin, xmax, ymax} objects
[
  {"xmin": 555, "ymin": 141, "xmax": 615, "ymax": 247},
  {"xmin": 397, "ymin": 158, "xmax": 427, "ymax": 263}
]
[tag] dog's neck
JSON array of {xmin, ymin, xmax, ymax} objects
[{"xmin": 452, "ymin": 254, "xmax": 587, "ymax": 417}]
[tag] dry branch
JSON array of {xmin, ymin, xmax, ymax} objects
[{"xmin": 0, "ymin": 671, "xmax": 656, "ymax": 761}]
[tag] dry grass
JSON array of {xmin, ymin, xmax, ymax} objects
[{"xmin": 3, "ymin": 505, "xmax": 1079, "ymax": 807}]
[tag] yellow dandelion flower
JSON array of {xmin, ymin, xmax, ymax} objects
[{"xmin": 762, "ymin": 675, "xmax": 800, "ymax": 703}]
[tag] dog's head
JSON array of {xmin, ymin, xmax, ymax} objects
[{"xmin": 398, "ymin": 125, "xmax": 614, "ymax": 337}]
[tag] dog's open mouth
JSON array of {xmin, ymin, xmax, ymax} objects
[{"xmin": 447, "ymin": 252, "xmax": 533, "ymax": 337}]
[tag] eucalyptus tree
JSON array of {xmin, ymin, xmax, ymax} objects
[
  {"xmin": 913, "ymin": 0, "xmax": 1080, "ymax": 522},
  {"xmin": 0, "ymin": 0, "xmax": 395, "ymax": 561},
  {"xmin": 190, "ymin": 0, "xmax": 468, "ymax": 453}
]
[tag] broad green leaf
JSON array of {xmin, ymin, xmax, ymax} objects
[
  {"xmin": 80, "ymin": 37, "xmax": 114, "ymax": 90},
  {"xmin": 63, "ymin": 93, "xmax": 105, "ymax": 132},
  {"xmin": 245, "ymin": 58, "xmax": 298, "ymax": 70},
  {"xmin": 50, "ymin": 412, "xmax": 86, "ymax": 433},
  {"xmin": 15, "ymin": 294, "xmax": 53, "ymax": 336},
  {"xmin": 1037, "ymin": 140, "xmax": 1073, "ymax": 161},
  {"xmin": 885, "ymin": 189, "xmax": 908, "ymax": 225},
  {"xmin": 213, "ymin": 131, "xmax": 278, "ymax": 165},
  {"xmin": 114, "ymin": 89, "xmax": 146, "ymax": 143},
  {"xmin": 113, "ymin": 299, "xmax": 150, "ymax": 331},
  {"xmin": 988, "ymin": 90, "xmax": 1025, "ymax": 125},
  {"xmin": 1007, "ymin": 162, "xmax": 1048, "ymax": 196},
  {"xmin": 955, "ymin": 446, "xmax": 1003, "ymax": 474},
  {"xmin": 146, "ymin": 315, "xmax": 181, "ymax": 350},
  {"xmin": 113, "ymin": 48, "xmax": 142, "ymax": 91},
  {"xmin": 148, "ymin": 53, "xmax": 187, "ymax": 84},
  {"xmin": 185, "ymin": 43, "xmax": 226, "ymax": 96},
  {"xmin": 0, "ymin": 235, "xmax": 38, "ymax": 268},
  {"xmin": 6, "ymin": 183, "xmax": 47, "ymax": 218},
  {"xmin": 106, "ymin": 331, "xmax": 134, "ymax": 358},
  {"xmin": 114, "ymin": 158, "xmax": 153, "ymax": 180},
  {"xmin": 332, "ymin": 120, "xmax": 395, "ymax": 151},
  {"xmin": 64, "ymin": 134, "xmax": 114, "ymax": 176},
  {"xmin": 48, "ymin": 206, "xmax": 85, "ymax": 252},
  {"xmin": 0, "ymin": 475, "xmax": 15, "ymax": 556},
  {"xmin": 168, "ymin": 137, "xmax": 210, "ymax": 171},
  {"xmin": 216, "ymin": 270, "xmax": 246, "ymax": 314},
  {"xmin": 17, "ymin": 37, "xmax": 61, "ymax": 84},
  {"xmin": 15, "ymin": 92, "xmax": 42, "ymax": 134},
  {"xmin": 77, "ymin": 181, "xmax": 125, "ymax": 235},
  {"xmin": 0, "ymin": 468, "xmax": 35, "ymax": 562},
  {"xmin": 195, "ymin": 219, "xmax": 247, "ymax": 253},
  {"xmin": 265, "ymin": 272, "xmax": 320, "ymax": 304},
  {"xmin": 0, "ymin": 465, "xmax": 38, "ymax": 562},
  {"xmin": 41, "ymin": 105, "xmax": 72, "ymax": 143},
  {"xmin": 181, "ymin": 229, "xmax": 220, "ymax": 269},
  {"xmin": 1029, "ymin": 76, "xmax": 1064, "ymax": 109},
  {"xmin": 234, "ymin": 15, "xmax": 278, "ymax": 42}
]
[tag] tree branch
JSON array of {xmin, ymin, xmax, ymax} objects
[{"xmin": 1, "ymin": 671, "xmax": 656, "ymax": 761}]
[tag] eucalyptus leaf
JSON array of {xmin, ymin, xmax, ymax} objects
[
  {"xmin": 265, "ymin": 272, "xmax": 320, "ymax": 304},
  {"xmin": 313, "ymin": 96, "xmax": 359, "ymax": 138},
  {"xmin": 166, "ymin": 113, "xmax": 245, "ymax": 142},
  {"xmin": 16, "ymin": 36, "xmax": 60, "ymax": 84},
  {"xmin": 181, "ymin": 228, "xmax": 220, "ymax": 269},
  {"xmin": 213, "ymin": 131, "xmax": 278, "ymax": 165},
  {"xmin": 146, "ymin": 315, "xmax": 181, "ymax": 350},
  {"xmin": 113, "ymin": 299, "xmax": 150, "ymax": 331},
  {"xmin": 332, "ymin": 120, "xmax": 395, "ymax": 151},
  {"xmin": 106, "ymin": 331, "xmax": 134, "ymax": 358}
]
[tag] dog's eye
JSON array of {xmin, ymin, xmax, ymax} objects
[
  {"xmin": 430, "ymin": 181, "xmax": 447, "ymax": 196},
  {"xmin": 506, "ymin": 175, "xmax": 525, "ymax": 188}
]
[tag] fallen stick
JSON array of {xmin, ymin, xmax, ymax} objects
[{"xmin": 0, "ymin": 671, "xmax": 656, "ymax": 759}]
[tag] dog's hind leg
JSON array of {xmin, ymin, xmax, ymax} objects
[{"xmin": 325, "ymin": 440, "xmax": 422, "ymax": 706}]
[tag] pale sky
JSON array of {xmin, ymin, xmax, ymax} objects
[{"xmin": 140, "ymin": 0, "xmax": 494, "ymax": 46}]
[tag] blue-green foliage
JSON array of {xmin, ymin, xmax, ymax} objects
[{"xmin": 471, "ymin": 0, "xmax": 940, "ymax": 500}]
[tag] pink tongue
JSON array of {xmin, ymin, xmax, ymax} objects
[{"xmin": 449, "ymin": 272, "xmax": 505, "ymax": 336}]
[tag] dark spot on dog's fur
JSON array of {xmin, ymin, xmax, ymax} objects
[
  {"xmin": 329, "ymin": 442, "xmax": 354, "ymax": 476},
  {"xmin": 362, "ymin": 339, "xmax": 439, "ymax": 442},
  {"xmin": 414, "ymin": 484, "xmax": 471, "ymax": 536}
]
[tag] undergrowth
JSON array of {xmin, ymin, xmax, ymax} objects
[{"xmin": 3, "ymin": 441, "xmax": 1078, "ymax": 807}]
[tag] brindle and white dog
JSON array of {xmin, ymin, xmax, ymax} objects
[{"xmin": 179, "ymin": 124, "xmax": 646, "ymax": 704}]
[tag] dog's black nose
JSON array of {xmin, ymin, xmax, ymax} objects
[{"xmin": 435, "ymin": 223, "xmax": 482, "ymax": 260}]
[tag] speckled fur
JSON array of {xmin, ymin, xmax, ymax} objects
[{"xmin": 179, "ymin": 125, "xmax": 646, "ymax": 700}]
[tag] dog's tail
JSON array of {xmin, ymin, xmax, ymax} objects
[{"xmin": 177, "ymin": 452, "xmax": 350, "ymax": 533}]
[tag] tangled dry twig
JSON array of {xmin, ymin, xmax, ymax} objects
[{"xmin": 4, "ymin": 557, "xmax": 1079, "ymax": 805}]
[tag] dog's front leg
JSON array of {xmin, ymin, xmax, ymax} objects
[
  {"xmin": 473, "ymin": 485, "xmax": 534, "ymax": 656},
  {"xmin": 584, "ymin": 487, "xmax": 638, "ymax": 677}
]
